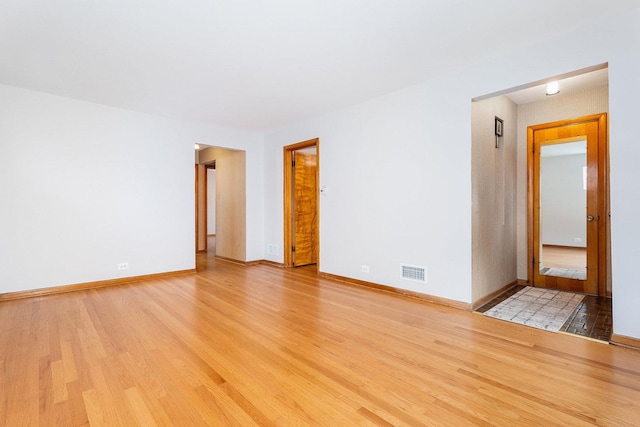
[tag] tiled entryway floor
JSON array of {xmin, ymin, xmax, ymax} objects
[
  {"xmin": 562, "ymin": 294, "xmax": 612, "ymax": 341},
  {"xmin": 476, "ymin": 285, "xmax": 613, "ymax": 342},
  {"xmin": 541, "ymin": 267, "xmax": 586, "ymax": 280}
]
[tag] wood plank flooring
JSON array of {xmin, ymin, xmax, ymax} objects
[
  {"xmin": 542, "ymin": 245, "xmax": 586, "ymax": 270},
  {"xmin": 1, "ymin": 251, "xmax": 640, "ymax": 425}
]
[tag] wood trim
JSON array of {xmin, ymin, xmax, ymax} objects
[
  {"xmin": 195, "ymin": 164, "xmax": 199, "ymax": 252},
  {"xmin": 318, "ymin": 272, "xmax": 470, "ymax": 311},
  {"xmin": 517, "ymin": 278, "xmax": 529, "ymax": 286},
  {"xmin": 214, "ymin": 258, "xmax": 285, "ymax": 268},
  {"xmin": 257, "ymin": 260, "xmax": 285, "ymax": 268},
  {"xmin": 471, "ymin": 280, "xmax": 518, "ymax": 311},
  {"xmin": 204, "ymin": 165, "xmax": 208, "ymax": 244},
  {"xmin": 597, "ymin": 113, "xmax": 608, "ymax": 297},
  {"xmin": 610, "ymin": 334, "xmax": 640, "ymax": 350},
  {"xmin": 0, "ymin": 269, "xmax": 196, "ymax": 302},
  {"xmin": 283, "ymin": 138, "xmax": 319, "ymax": 268},
  {"xmin": 195, "ymin": 164, "xmax": 207, "ymax": 253},
  {"xmin": 214, "ymin": 255, "xmax": 248, "ymax": 265},
  {"xmin": 204, "ymin": 166, "xmax": 208, "ymax": 243},
  {"xmin": 527, "ymin": 113, "xmax": 608, "ymax": 131},
  {"xmin": 527, "ymin": 126, "xmax": 535, "ymax": 286}
]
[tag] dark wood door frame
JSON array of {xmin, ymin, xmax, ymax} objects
[
  {"xmin": 527, "ymin": 113, "xmax": 608, "ymax": 296},
  {"xmin": 195, "ymin": 162, "xmax": 217, "ymax": 255},
  {"xmin": 283, "ymin": 138, "xmax": 319, "ymax": 268}
]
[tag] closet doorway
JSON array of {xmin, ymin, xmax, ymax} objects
[{"xmin": 283, "ymin": 138, "xmax": 319, "ymax": 268}]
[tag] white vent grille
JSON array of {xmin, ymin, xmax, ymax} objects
[{"xmin": 401, "ymin": 265, "xmax": 427, "ymax": 283}]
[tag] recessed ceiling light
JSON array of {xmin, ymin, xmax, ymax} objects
[{"xmin": 546, "ymin": 81, "xmax": 560, "ymax": 96}]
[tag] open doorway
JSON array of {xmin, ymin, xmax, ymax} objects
[
  {"xmin": 194, "ymin": 161, "xmax": 216, "ymax": 255},
  {"xmin": 471, "ymin": 64, "xmax": 612, "ymax": 341},
  {"xmin": 283, "ymin": 138, "xmax": 319, "ymax": 268},
  {"xmin": 195, "ymin": 145, "xmax": 246, "ymax": 264}
]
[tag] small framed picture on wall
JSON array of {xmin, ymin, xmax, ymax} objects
[{"xmin": 495, "ymin": 116, "xmax": 504, "ymax": 137}]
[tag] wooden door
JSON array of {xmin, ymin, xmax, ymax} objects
[
  {"xmin": 283, "ymin": 138, "xmax": 319, "ymax": 268},
  {"xmin": 292, "ymin": 151, "xmax": 318, "ymax": 266},
  {"xmin": 528, "ymin": 114, "xmax": 608, "ymax": 295}
]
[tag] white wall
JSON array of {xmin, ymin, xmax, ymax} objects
[
  {"xmin": 607, "ymin": 9, "xmax": 640, "ymax": 340},
  {"xmin": 541, "ymin": 154, "xmax": 587, "ymax": 247},
  {"xmin": 264, "ymin": 77, "xmax": 474, "ymax": 304},
  {"xmin": 471, "ymin": 96, "xmax": 518, "ymax": 303},
  {"xmin": 0, "ymin": 84, "xmax": 262, "ymax": 293},
  {"xmin": 263, "ymin": 8, "xmax": 640, "ymax": 340}
]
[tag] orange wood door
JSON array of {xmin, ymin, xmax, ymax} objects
[
  {"xmin": 292, "ymin": 152, "xmax": 318, "ymax": 266},
  {"xmin": 195, "ymin": 164, "xmax": 207, "ymax": 253},
  {"xmin": 529, "ymin": 114, "xmax": 607, "ymax": 295}
]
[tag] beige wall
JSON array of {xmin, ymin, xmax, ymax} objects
[
  {"xmin": 471, "ymin": 95, "xmax": 518, "ymax": 304},
  {"xmin": 199, "ymin": 147, "xmax": 246, "ymax": 262},
  {"xmin": 207, "ymin": 170, "xmax": 216, "ymax": 234},
  {"xmin": 516, "ymin": 85, "xmax": 609, "ymax": 288}
]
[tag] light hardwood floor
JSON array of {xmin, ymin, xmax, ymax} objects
[
  {"xmin": 542, "ymin": 245, "xmax": 587, "ymax": 270},
  {"xmin": 1, "ymin": 251, "xmax": 639, "ymax": 426}
]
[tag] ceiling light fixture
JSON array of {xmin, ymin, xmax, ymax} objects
[{"xmin": 546, "ymin": 81, "xmax": 560, "ymax": 96}]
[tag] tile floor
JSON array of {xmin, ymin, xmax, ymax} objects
[
  {"xmin": 540, "ymin": 267, "xmax": 587, "ymax": 281},
  {"xmin": 477, "ymin": 285, "xmax": 612, "ymax": 342}
]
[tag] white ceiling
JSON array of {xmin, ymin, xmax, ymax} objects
[{"xmin": 1, "ymin": 1, "xmax": 637, "ymax": 131}]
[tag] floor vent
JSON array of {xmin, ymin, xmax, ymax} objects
[{"xmin": 401, "ymin": 265, "xmax": 427, "ymax": 283}]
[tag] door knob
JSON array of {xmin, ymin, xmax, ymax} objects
[{"xmin": 587, "ymin": 215, "xmax": 595, "ymax": 222}]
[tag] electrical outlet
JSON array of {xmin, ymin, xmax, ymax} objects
[
  {"xmin": 117, "ymin": 262, "xmax": 129, "ymax": 270},
  {"xmin": 362, "ymin": 265, "xmax": 370, "ymax": 273},
  {"xmin": 574, "ymin": 237, "xmax": 582, "ymax": 243}
]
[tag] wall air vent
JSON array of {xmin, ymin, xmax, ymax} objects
[{"xmin": 401, "ymin": 265, "xmax": 427, "ymax": 283}]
